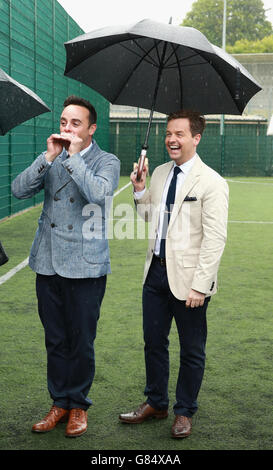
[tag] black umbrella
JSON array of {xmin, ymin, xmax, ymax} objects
[
  {"xmin": 64, "ymin": 19, "xmax": 262, "ymax": 179},
  {"xmin": 0, "ymin": 67, "xmax": 50, "ymax": 135},
  {"xmin": 0, "ymin": 241, "xmax": 8, "ymax": 266}
]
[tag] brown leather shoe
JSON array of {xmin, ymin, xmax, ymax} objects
[
  {"xmin": 171, "ymin": 415, "xmax": 192, "ymax": 438},
  {"xmin": 119, "ymin": 402, "xmax": 168, "ymax": 424},
  {"xmin": 32, "ymin": 405, "xmax": 69, "ymax": 433},
  {"xmin": 65, "ymin": 408, "xmax": 88, "ymax": 437}
]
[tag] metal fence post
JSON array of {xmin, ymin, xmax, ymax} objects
[
  {"xmin": 8, "ymin": 0, "xmax": 12, "ymax": 216},
  {"xmin": 220, "ymin": 129, "xmax": 225, "ymax": 176},
  {"xmin": 33, "ymin": 0, "xmax": 37, "ymax": 207}
]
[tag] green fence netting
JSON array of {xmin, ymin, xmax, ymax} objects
[
  {"xmin": 1, "ymin": 0, "xmax": 272, "ymax": 221},
  {"xmin": 0, "ymin": 0, "xmax": 110, "ymax": 221},
  {"xmin": 110, "ymin": 118, "xmax": 273, "ymax": 177}
]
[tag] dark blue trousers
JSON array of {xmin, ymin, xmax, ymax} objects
[
  {"xmin": 36, "ymin": 273, "xmax": 106, "ymax": 410},
  {"xmin": 142, "ymin": 256, "xmax": 209, "ymax": 417}
]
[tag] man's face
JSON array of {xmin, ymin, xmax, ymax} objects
[
  {"xmin": 60, "ymin": 104, "xmax": 96, "ymax": 151},
  {"xmin": 165, "ymin": 118, "xmax": 201, "ymax": 165}
]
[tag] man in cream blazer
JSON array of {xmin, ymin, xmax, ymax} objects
[{"xmin": 119, "ymin": 110, "xmax": 229, "ymax": 438}]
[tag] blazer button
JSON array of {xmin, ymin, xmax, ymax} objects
[
  {"xmin": 70, "ymin": 197, "xmax": 74, "ymax": 203},
  {"xmin": 54, "ymin": 196, "xmax": 60, "ymax": 201},
  {"xmin": 68, "ymin": 224, "xmax": 73, "ymax": 230},
  {"xmin": 51, "ymin": 223, "xmax": 56, "ymax": 228}
]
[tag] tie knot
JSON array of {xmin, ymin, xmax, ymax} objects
[{"xmin": 173, "ymin": 166, "xmax": 181, "ymax": 177}]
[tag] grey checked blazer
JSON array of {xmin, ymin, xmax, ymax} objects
[{"xmin": 11, "ymin": 140, "xmax": 120, "ymax": 278}]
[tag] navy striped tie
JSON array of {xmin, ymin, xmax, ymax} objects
[{"xmin": 159, "ymin": 166, "xmax": 181, "ymax": 259}]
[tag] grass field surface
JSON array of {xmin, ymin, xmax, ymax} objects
[{"xmin": 0, "ymin": 176, "xmax": 272, "ymax": 452}]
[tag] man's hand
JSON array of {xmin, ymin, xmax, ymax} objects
[
  {"xmin": 45, "ymin": 134, "xmax": 66, "ymax": 162},
  {"xmin": 186, "ymin": 289, "xmax": 206, "ymax": 308},
  {"xmin": 130, "ymin": 164, "xmax": 148, "ymax": 192},
  {"xmin": 45, "ymin": 133, "xmax": 83, "ymax": 162},
  {"xmin": 60, "ymin": 132, "xmax": 83, "ymax": 156}
]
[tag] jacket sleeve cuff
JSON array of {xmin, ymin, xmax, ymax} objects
[{"xmin": 191, "ymin": 278, "xmax": 216, "ymax": 295}]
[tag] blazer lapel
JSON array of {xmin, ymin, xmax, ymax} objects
[
  {"xmin": 154, "ymin": 161, "xmax": 173, "ymax": 204},
  {"xmin": 55, "ymin": 149, "xmax": 71, "ymax": 188},
  {"xmin": 54, "ymin": 140, "xmax": 101, "ymax": 191},
  {"xmin": 145, "ymin": 161, "xmax": 172, "ymax": 236},
  {"xmin": 168, "ymin": 155, "xmax": 203, "ymax": 232},
  {"xmin": 80, "ymin": 139, "xmax": 101, "ymax": 166}
]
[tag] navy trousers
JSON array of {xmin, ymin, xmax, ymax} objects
[
  {"xmin": 36, "ymin": 273, "xmax": 106, "ymax": 410},
  {"xmin": 142, "ymin": 256, "xmax": 209, "ymax": 417}
]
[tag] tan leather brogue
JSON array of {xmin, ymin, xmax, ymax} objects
[
  {"xmin": 32, "ymin": 405, "xmax": 69, "ymax": 433},
  {"xmin": 171, "ymin": 415, "xmax": 192, "ymax": 438},
  {"xmin": 65, "ymin": 408, "xmax": 88, "ymax": 437},
  {"xmin": 119, "ymin": 402, "xmax": 168, "ymax": 424}
]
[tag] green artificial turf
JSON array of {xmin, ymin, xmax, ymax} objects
[{"xmin": 0, "ymin": 177, "xmax": 272, "ymax": 451}]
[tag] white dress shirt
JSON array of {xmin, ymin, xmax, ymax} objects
[
  {"xmin": 134, "ymin": 154, "xmax": 197, "ymax": 256},
  {"xmin": 79, "ymin": 140, "xmax": 93, "ymax": 156}
]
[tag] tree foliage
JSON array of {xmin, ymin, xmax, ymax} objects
[
  {"xmin": 181, "ymin": 0, "xmax": 273, "ymax": 47},
  {"xmin": 226, "ymin": 35, "xmax": 273, "ymax": 53}
]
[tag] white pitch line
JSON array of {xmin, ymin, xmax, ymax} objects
[
  {"xmin": 229, "ymin": 220, "xmax": 273, "ymax": 224},
  {"xmin": 108, "ymin": 218, "xmax": 273, "ymax": 223},
  {"xmin": 0, "ymin": 181, "xmax": 132, "ymax": 287},
  {"xmin": 113, "ymin": 181, "xmax": 132, "ymax": 196},
  {"xmin": 0, "ymin": 257, "xmax": 29, "ymax": 286},
  {"xmin": 226, "ymin": 179, "xmax": 273, "ymax": 186},
  {"xmin": 109, "ymin": 218, "xmax": 273, "ymax": 224}
]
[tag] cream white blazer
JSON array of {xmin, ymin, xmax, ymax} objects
[{"xmin": 135, "ymin": 155, "xmax": 229, "ymax": 300}]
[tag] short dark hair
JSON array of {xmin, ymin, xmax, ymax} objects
[
  {"xmin": 167, "ymin": 110, "xmax": 206, "ymax": 136},
  {"xmin": 63, "ymin": 95, "xmax": 97, "ymax": 125}
]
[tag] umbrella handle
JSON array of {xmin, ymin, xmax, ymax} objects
[{"xmin": 136, "ymin": 148, "xmax": 147, "ymax": 181}]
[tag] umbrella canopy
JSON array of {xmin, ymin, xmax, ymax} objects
[
  {"xmin": 64, "ymin": 19, "xmax": 262, "ymax": 117},
  {"xmin": 0, "ymin": 68, "xmax": 50, "ymax": 135},
  {"xmin": 64, "ymin": 19, "xmax": 262, "ymax": 179},
  {"xmin": 0, "ymin": 241, "xmax": 8, "ymax": 266}
]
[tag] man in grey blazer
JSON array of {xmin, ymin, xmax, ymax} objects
[
  {"xmin": 12, "ymin": 95, "xmax": 120, "ymax": 437},
  {"xmin": 119, "ymin": 110, "xmax": 229, "ymax": 438}
]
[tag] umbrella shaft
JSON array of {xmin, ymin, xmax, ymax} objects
[{"xmin": 143, "ymin": 40, "xmax": 168, "ymax": 149}]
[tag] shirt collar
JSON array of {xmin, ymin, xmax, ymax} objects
[
  {"xmin": 174, "ymin": 153, "xmax": 197, "ymax": 175},
  {"xmin": 80, "ymin": 140, "xmax": 93, "ymax": 157}
]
